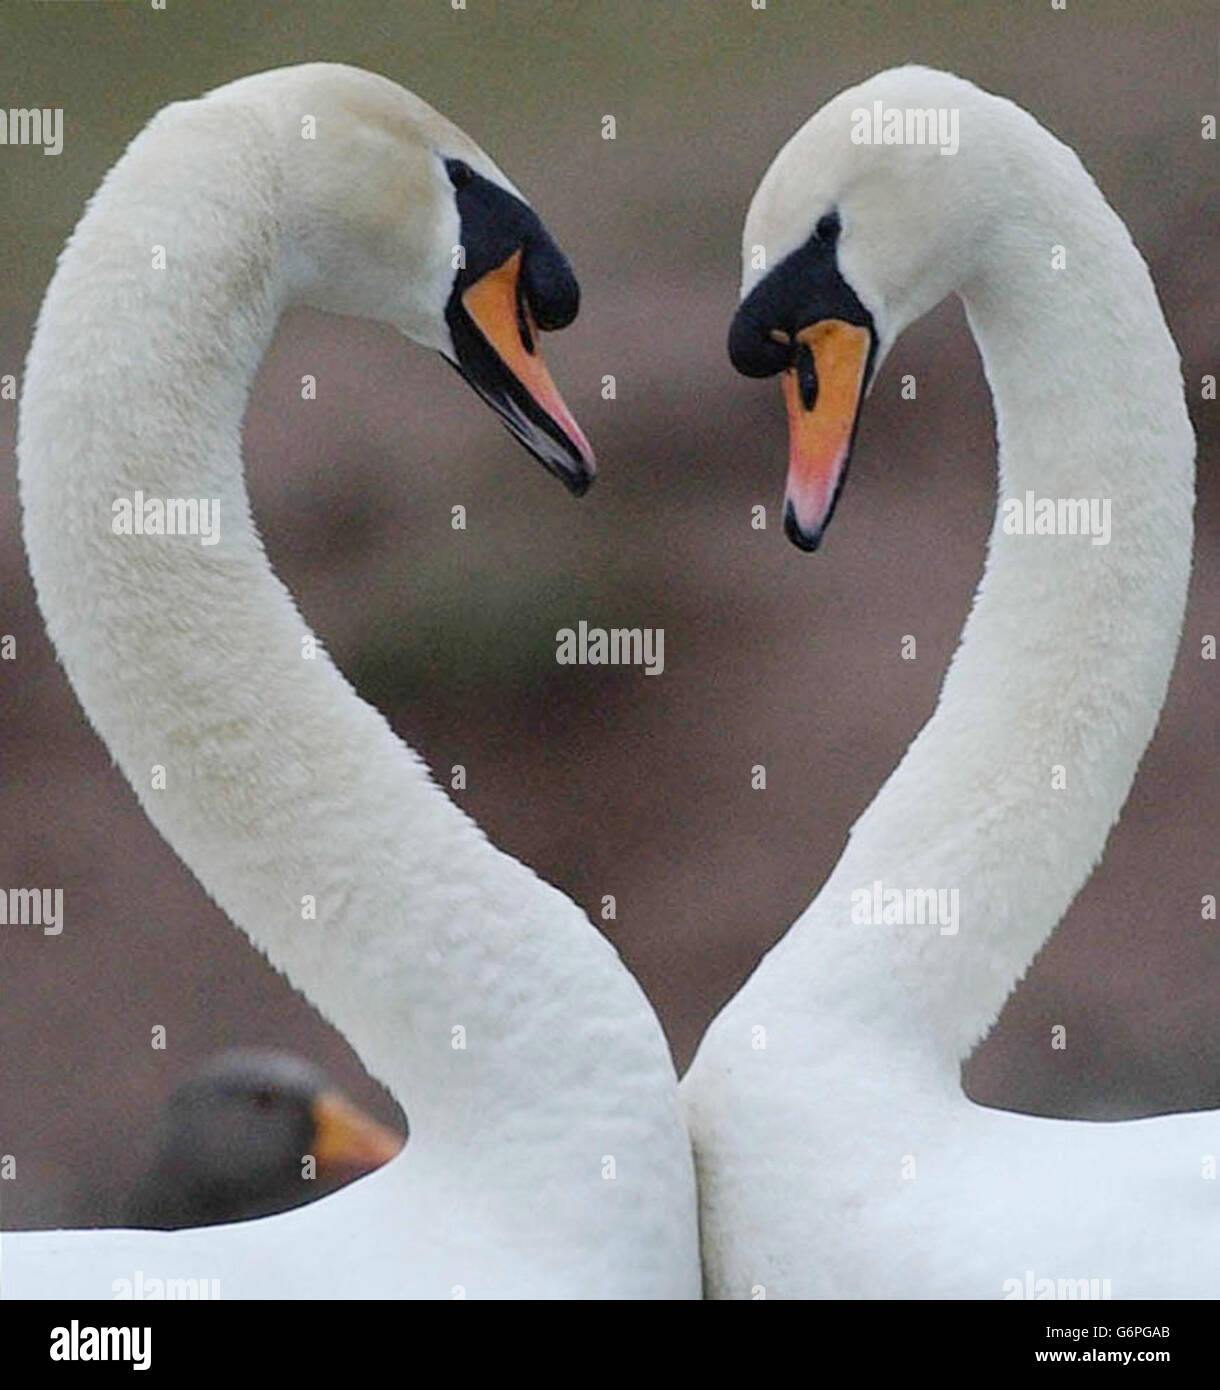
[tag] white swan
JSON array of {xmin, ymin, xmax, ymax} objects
[
  {"xmin": 682, "ymin": 66, "xmax": 1202, "ymax": 1299},
  {"xmin": 9, "ymin": 63, "xmax": 699, "ymax": 1299}
]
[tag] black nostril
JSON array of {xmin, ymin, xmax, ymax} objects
[
  {"xmin": 521, "ymin": 242, "xmax": 579, "ymax": 331},
  {"xmin": 795, "ymin": 341, "xmax": 818, "ymax": 410},
  {"xmin": 728, "ymin": 312, "xmax": 790, "ymax": 378}
]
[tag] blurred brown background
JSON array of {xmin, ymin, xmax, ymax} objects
[{"xmin": 0, "ymin": 1, "xmax": 1216, "ymax": 1227}]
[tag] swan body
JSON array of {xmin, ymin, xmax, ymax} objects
[
  {"xmin": 10, "ymin": 64, "xmax": 698, "ymax": 1299},
  {"xmin": 683, "ymin": 67, "xmax": 1201, "ymax": 1298}
]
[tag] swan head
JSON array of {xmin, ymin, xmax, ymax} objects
[
  {"xmin": 127, "ymin": 1049, "xmax": 403, "ymax": 1228},
  {"xmin": 249, "ymin": 64, "xmax": 595, "ymax": 493},
  {"xmin": 729, "ymin": 66, "xmax": 1002, "ymax": 548}
]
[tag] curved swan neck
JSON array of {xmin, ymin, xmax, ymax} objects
[
  {"xmin": 17, "ymin": 86, "xmax": 678, "ymax": 1171},
  {"xmin": 764, "ymin": 121, "xmax": 1194, "ymax": 1070}
]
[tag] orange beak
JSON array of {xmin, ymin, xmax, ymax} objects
[
  {"xmin": 781, "ymin": 319, "xmax": 873, "ymax": 550},
  {"xmin": 455, "ymin": 248, "xmax": 595, "ymax": 492},
  {"xmin": 310, "ymin": 1091, "xmax": 403, "ymax": 1178}
]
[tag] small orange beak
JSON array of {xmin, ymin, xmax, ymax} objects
[
  {"xmin": 310, "ymin": 1091, "xmax": 403, "ymax": 1177},
  {"xmin": 782, "ymin": 319, "xmax": 873, "ymax": 549},
  {"xmin": 460, "ymin": 248, "xmax": 595, "ymax": 486}
]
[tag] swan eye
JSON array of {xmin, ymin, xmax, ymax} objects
[
  {"xmin": 446, "ymin": 159, "xmax": 474, "ymax": 190},
  {"xmin": 252, "ymin": 1090, "xmax": 276, "ymax": 1112},
  {"xmin": 815, "ymin": 211, "xmax": 841, "ymax": 244}
]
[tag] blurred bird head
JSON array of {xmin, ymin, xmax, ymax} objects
[{"xmin": 128, "ymin": 1048, "xmax": 403, "ymax": 1229}]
